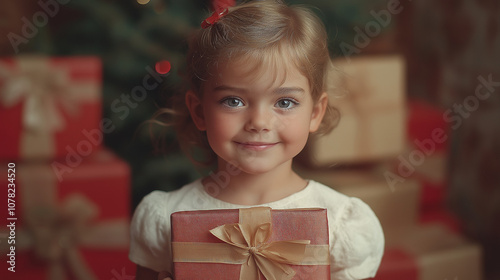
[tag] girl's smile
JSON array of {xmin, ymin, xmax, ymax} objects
[{"xmin": 234, "ymin": 141, "xmax": 280, "ymax": 151}]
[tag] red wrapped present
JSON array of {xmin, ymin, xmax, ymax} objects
[
  {"xmin": 2, "ymin": 249, "xmax": 136, "ymax": 280},
  {"xmin": 377, "ymin": 225, "xmax": 482, "ymax": 280},
  {"xmin": 407, "ymin": 100, "xmax": 450, "ymax": 153},
  {"xmin": 171, "ymin": 207, "xmax": 330, "ymax": 280},
  {"xmin": 410, "ymin": 151, "xmax": 447, "ymax": 211},
  {"xmin": 0, "ymin": 56, "xmax": 102, "ymax": 160},
  {"xmin": 419, "ymin": 207, "xmax": 463, "ymax": 233},
  {"xmin": 396, "ymin": 100, "xmax": 451, "ymax": 211},
  {"xmin": 0, "ymin": 149, "xmax": 131, "ymax": 279}
]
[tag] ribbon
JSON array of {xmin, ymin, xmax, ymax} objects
[
  {"xmin": 0, "ymin": 164, "xmax": 129, "ymax": 280},
  {"xmin": 339, "ymin": 69, "xmax": 373, "ymax": 159},
  {"xmin": 26, "ymin": 194, "xmax": 99, "ymax": 280},
  {"xmin": 0, "ymin": 56, "xmax": 97, "ymax": 159},
  {"xmin": 202, "ymin": 0, "xmax": 234, "ymax": 28},
  {"xmin": 0, "ymin": 57, "xmax": 71, "ymax": 159},
  {"xmin": 201, "ymin": 8, "xmax": 228, "ymax": 29},
  {"xmin": 0, "ymin": 56, "xmax": 74, "ymax": 133},
  {"xmin": 334, "ymin": 57, "xmax": 406, "ymax": 163},
  {"xmin": 172, "ymin": 207, "xmax": 330, "ymax": 280},
  {"xmin": 211, "ymin": 0, "xmax": 235, "ymax": 12}
]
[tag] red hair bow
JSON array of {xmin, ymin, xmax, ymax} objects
[{"xmin": 201, "ymin": 8, "xmax": 229, "ymax": 29}]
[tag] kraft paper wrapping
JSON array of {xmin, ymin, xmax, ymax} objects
[{"xmin": 309, "ymin": 55, "xmax": 406, "ymax": 165}]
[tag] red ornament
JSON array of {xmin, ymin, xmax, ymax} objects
[{"xmin": 155, "ymin": 60, "xmax": 171, "ymax": 74}]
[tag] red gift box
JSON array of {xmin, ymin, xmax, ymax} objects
[
  {"xmin": 402, "ymin": 100, "xmax": 451, "ymax": 211},
  {"xmin": 0, "ymin": 149, "xmax": 131, "ymax": 279},
  {"xmin": 2, "ymin": 249, "xmax": 136, "ymax": 280},
  {"xmin": 171, "ymin": 207, "xmax": 331, "ymax": 280},
  {"xmin": 419, "ymin": 207, "xmax": 463, "ymax": 233},
  {"xmin": 407, "ymin": 100, "xmax": 450, "ymax": 153},
  {"xmin": 0, "ymin": 56, "xmax": 102, "ymax": 160}
]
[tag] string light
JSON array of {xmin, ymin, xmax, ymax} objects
[
  {"xmin": 137, "ymin": 0, "xmax": 150, "ymax": 5},
  {"xmin": 155, "ymin": 60, "xmax": 171, "ymax": 74}
]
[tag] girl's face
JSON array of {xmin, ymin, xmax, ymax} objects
[{"xmin": 187, "ymin": 57, "xmax": 327, "ymax": 175}]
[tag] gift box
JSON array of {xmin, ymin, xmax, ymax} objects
[
  {"xmin": 171, "ymin": 207, "xmax": 331, "ymax": 280},
  {"xmin": 297, "ymin": 167, "xmax": 420, "ymax": 231},
  {"xmin": 2, "ymin": 249, "xmax": 136, "ymax": 280},
  {"xmin": 419, "ymin": 207, "xmax": 462, "ymax": 233},
  {"xmin": 376, "ymin": 225, "xmax": 482, "ymax": 280},
  {"xmin": 0, "ymin": 149, "xmax": 131, "ymax": 279},
  {"xmin": 400, "ymin": 100, "xmax": 451, "ymax": 211},
  {"xmin": 383, "ymin": 147, "xmax": 448, "ymax": 212},
  {"xmin": 407, "ymin": 100, "xmax": 450, "ymax": 153},
  {"xmin": 0, "ymin": 56, "xmax": 102, "ymax": 160},
  {"xmin": 305, "ymin": 55, "xmax": 406, "ymax": 166}
]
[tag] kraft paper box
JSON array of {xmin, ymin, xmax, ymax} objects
[
  {"xmin": 306, "ymin": 55, "xmax": 406, "ymax": 165},
  {"xmin": 0, "ymin": 56, "xmax": 102, "ymax": 160},
  {"xmin": 0, "ymin": 149, "xmax": 130, "ymax": 279},
  {"xmin": 376, "ymin": 225, "xmax": 482, "ymax": 280},
  {"xmin": 297, "ymin": 168, "xmax": 420, "ymax": 231},
  {"xmin": 384, "ymin": 147, "xmax": 448, "ymax": 212},
  {"xmin": 171, "ymin": 207, "xmax": 331, "ymax": 280}
]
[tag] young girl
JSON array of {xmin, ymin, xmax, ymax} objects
[{"xmin": 129, "ymin": 1, "xmax": 384, "ymax": 279}]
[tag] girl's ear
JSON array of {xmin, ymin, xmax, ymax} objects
[
  {"xmin": 185, "ymin": 90, "xmax": 207, "ymax": 131},
  {"xmin": 309, "ymin": 92, "xmax": 328, "ymax": 133}
]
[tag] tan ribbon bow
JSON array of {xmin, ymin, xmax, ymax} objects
[
  {"xmin": 210, "ymin": 221, "xmax": 311, "ymax": 280},
  {"xmin": 0, "ymin": 56, "xmax": 75, "ymax": 133},
  {"xmin": 26, "ymin": 194, "xmax": 99, "ymax": 280}
]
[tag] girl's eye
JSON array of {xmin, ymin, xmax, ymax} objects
[
  {"xmin": 275, "ymin": 98, "xmax": 298, "ymax": 109},
  {"xmin": 221, "ymin": 97, "xmax": 244, "ymax": 108}
]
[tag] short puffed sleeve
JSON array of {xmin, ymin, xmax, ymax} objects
[
  {"xmin": 129, "ymin": 191, "xmax": 172, "ymax": 273},
  {"xmin": 330, "ymin": 197, "xmax": 385, "ymax": 280}
]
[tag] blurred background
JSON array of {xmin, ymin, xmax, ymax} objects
[{"xmin": 0, "ymin": 0, "xmax": 499, "ymax": 279}]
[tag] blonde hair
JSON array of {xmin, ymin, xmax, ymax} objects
[{"xmin": 164, "ymin": 0, "xmax": 339, "ymax": 165}]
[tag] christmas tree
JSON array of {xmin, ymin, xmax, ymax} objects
[{"xmin": 2, "ymin": 0, "xmax": 395, "ymax": 209}]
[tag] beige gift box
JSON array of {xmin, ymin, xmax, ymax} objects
[
  {"xmin": 307, "ymin": 55, "xmax": 406, "ymax": 165},
  {"xmin": 380, "ymin": 224, "xmax": 483, "ymax": 280},
  {"xmin": 297, "ymin": 167, "xmax": 420, "ymax": 231}
]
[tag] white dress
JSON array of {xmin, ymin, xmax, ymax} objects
[{"xmin": 129, "ymin": 179, "xmax": 384, "ymax": 280}]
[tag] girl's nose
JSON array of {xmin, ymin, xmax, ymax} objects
[{"xmin": 244, "ymin": 107, "xmax": 272, "ymax": 132}]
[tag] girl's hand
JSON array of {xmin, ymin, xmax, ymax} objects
[{"xmin": 158, "ymin": 271, "xmax": 173, "ymax": 280}]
